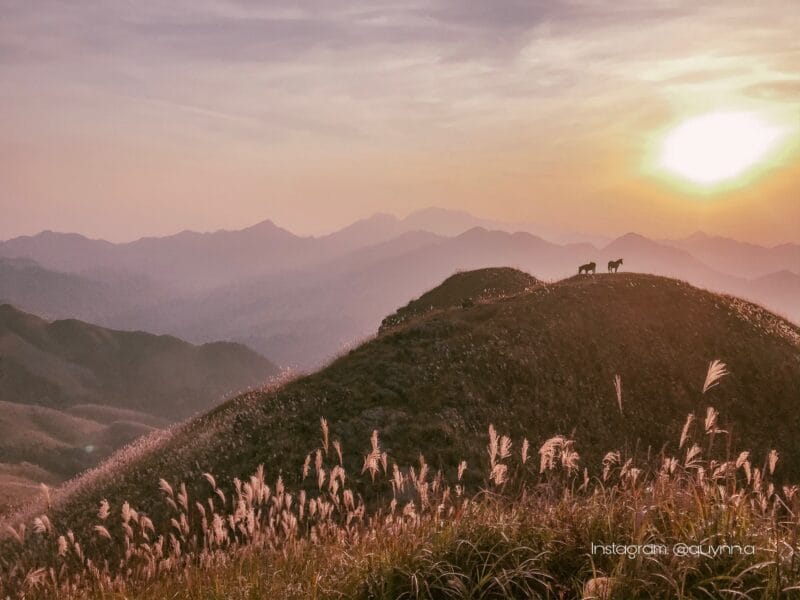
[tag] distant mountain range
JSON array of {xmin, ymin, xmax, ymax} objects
[
  {"xmin": 0, "ymin": 256, "xmax": 155, "ymax": 323},
  {"xmin": 0, "ymin": 304, "xmax": 277, "ymax": 512},
  {"xmin": 0, "ymin": 208, "xmax": 797, "ymax": 369},
  {"xmin": 0, "ymin": 208, "xmax": 601, "ymax": 289},
  {"xmin": 664, "ymin": 231, "xmax": 800, "ymax": 279}
]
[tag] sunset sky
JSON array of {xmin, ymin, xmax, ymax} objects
[{"xmin": 1, "ymin": 1, "xmax": 798, "ymax": 243}]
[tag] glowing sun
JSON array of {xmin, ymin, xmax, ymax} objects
[{"xmin": 658, "ymin": 111, "xmax": 785, "ymax": 186}]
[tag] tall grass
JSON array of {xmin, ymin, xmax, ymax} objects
[{"xmin": 1, "ymin": 364, "xmax": 799, "ymax": 599}]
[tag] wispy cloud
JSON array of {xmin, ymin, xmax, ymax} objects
[{"xmin": 0, "ymin": 0, "xmax": 798, "ymax": 241}]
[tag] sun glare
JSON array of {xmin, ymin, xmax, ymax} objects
[{"xmin": 658, "ymin": 111, "xmax": 785, "ymax": 186}]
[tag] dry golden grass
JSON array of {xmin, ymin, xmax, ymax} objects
[{"xmin": 2, "ymin": 361, "xmax": 800, "ymax": 599}]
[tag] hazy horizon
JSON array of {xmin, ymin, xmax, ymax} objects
[
  {"xmin": 0, "ymin": 206, "xmax": 800, "ymax": 247},
  {"xmin": 2, "ymin": 1, "xmax": 799, "ymax": 245},
  {"xmin": 1, "ymin": 205, "xmax": 799, "ymax": 247}
]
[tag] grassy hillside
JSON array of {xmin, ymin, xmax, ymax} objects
[
  {"xmin": 0, "ymin": 463, "xmax": 58, "ymax": 516},
  {"xmin": 2, "ymin": 269, "xmax": 800, "ymax": 598},
  {"xmin": 12, "ymin": 270, "xmax": 795, "ymax": 548},
  {"xmin": 0, "ymin": 303, "xmax": 278, "ymax": 418},
  {"xmin": 17, "ymin": 429, "xmax": 794, "ymax": 598},
  {"xmin": 63, "ymin": 404, "xmax": 167, "ymax": 428},
  {"xmin": 0, "ymin": 401, "xmax": 160, "ymax": 513},
  {"xmin": 0, "ymin": 304, "xmax": 279, "ymax": 511}
]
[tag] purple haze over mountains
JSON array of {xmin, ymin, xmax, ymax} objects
[{"xmin": 0, "ymin": 207, "xmax": 797, "ymax": 369}]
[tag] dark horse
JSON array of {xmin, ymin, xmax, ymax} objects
[
  {"xmin": 608, "ymin": 258, "xmax": 623, "ymax": 273},
  {"xmin": 578, "ymin": 261, "xmax": 596, "ymax": 275}
]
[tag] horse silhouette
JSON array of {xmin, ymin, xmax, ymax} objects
[
  {"xmin": 578, "ymin": 262, "xmax": 596, "ymax": 275},
  {"xmin": 608, "ymin": 258, "xmax": 623, "ymax": 273}
]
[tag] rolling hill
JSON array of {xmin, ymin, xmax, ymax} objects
[
  {"xmin": 0, "ymin": 304, "xmax": 277, "ymax": 418},
  {"xmin": 26, "ymin": 270, "xmax": 800, "ymax": 547},
  {"xmin": 598, "ymin": 234, "xmax": 800, "ymax": 322},
  {"xmin": 380, "ymin": 267, "xmax": 540, "ymax": 329},
  {"xmin": 0, "ymin": 304, "xmax": 279, "ymax": 512}
]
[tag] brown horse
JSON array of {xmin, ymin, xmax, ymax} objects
[
  {"xmin": 608, "ymin": 258, "xmax": 623, "ymax": 273},
  {"xmin": 578, "ymin": 261, "xmax": 596, "ymax": 275}
]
